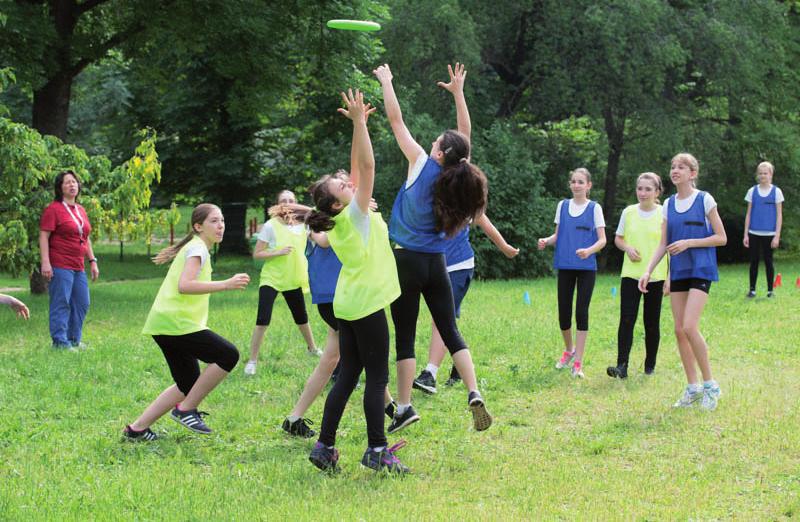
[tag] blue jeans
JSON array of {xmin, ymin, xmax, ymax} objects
[{"xmin": 49, "ymin": 267, "xmax": 90, "ymax": 347}]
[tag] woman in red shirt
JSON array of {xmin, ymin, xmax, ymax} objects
[{"xmin": 39, "ymin": 171, "xmax": 99, "ymax": 349}]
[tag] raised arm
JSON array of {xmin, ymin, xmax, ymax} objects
[
  {"xmin": 373, "ymin": 64, "xmax": 425, "ymax": 165},
  {"xmin": 437, "ymin": 62, "xmax": 471, "ymax": 143},
  {"xmin": 475, "ymin": 213, "xmax": 519, "ymax": 258},
  {"xmin": 338, "ymin": 89, "xmax": 374, "ymax": 211},
  {"xmin": 348, "ymin": 103, "xmax": 377, "ymax": 187}
]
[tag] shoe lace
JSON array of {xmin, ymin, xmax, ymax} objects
[
  {"xmin": 299, "ymin": 418, "xmax": 314, "ymax": 431},
  {"xmin": 382, "ymin": 440, "xmax": 407, "ymax": 465}
]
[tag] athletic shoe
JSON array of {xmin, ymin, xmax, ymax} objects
[
  {"xmin": 385, "ymin": 400, "xmax": 396, "ymax": 420},
  {"xmin": 673, "ymin": 386, "xmax": 703, "ymax": 408},
  {"xmin": 309, "ymin": 441, "xmax": 339, "ymax": 472},
  {"xmin": 387, "ymin": 405, "xmax": 420, "ymax": 434},
  {"xmin": 170, "ymin": 406, "xmax": 212, "ymax": 434},
  {"xmin": 606, "ymin": 364, "xmax": 628, "ymax": 379},
  {"xmin": 71, "ymin": 341, "xmax": 88, "ymax": 350},
  {"xmin": 700, "ymin": 383, "xmax": 721, "ymax": 411},
  {"xmin": 556, "ymin": 350, "xmax": 575, "ymax": 369},
  {"xmin": 571, "ymin": 361, "xmax": 585, "ymax": 379},
  {"xmin": 766, "ymin": 291, "xmax": 775, "ymax": 298},
  {"xmin": 52, "ymin": 343, "xmax": 77, "ymax": 352},
  {"xmin": 361, "ymin": 440, "xmax": 409, "ymax": 474},
  {"xmin": 468, "ymin": 391, "xmax": 492, "ymax": 431},
  {"xmin": 644, "ymin": 367, "xmax": 655, "ymax": 376},
  {"xmin": 123, "ymin": 425, "xmax": 158, "ymax": 442},
  {"xmin": 445, "ymin": 367, "xmax": 461, "ymax": 387},
  {"xmin": 746, "ymin": 290, "xmax": 756, "ymax": 298},
  {"xmin": 244, "ymin": 360, "xmax": 257, "ymax": 376},
  {"xmin": 282, "ymin": 417, "xmax": 315, "ymax": 438},
  {"xmin": 413, "ymin": 370, "xmax": 437, "ymax": 395},
  {"xmin": 307, "ymin": 347, "xmax": 323, "ymax": 357}
]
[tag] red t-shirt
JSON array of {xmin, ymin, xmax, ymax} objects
[{"xmin": 40, "ymin": 201, "xmax": 92, "ymax": 271}]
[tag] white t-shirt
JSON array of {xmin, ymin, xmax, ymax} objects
[
  {"xmin": 615, "ymin": 204, "xmax": 660, "ymax": 236},
  {"xmin": 554, "ymin": 199, "xmax": 606, "ymax": 228},
  {"xmin": 406, "ymin": 153, "xmax": 429, "ymax": 187},
  {"xmin": 662, "ymin": 190, "xmax": 717, "ymax": 225},
  {"xmin": 257, "ymin": 221, "xmax": 306, "ymax": 247},
  {"xmin": 745, "ymin": 185, "xmax": 784, "ymax": 236},
  {"xmin": 347, "ymin": 199, "xmax": 371, "ymax": 245},
  {"xmin": 185, "ymin": 242, "xmax": 210, "ymax": 270}
]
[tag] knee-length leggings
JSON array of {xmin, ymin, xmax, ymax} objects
[
  {"xmin": 153, "ymin": 330, "xmax": 239, "ymax": 395},
  {"xmin": 390, "ymin": 249, "xmax": 468, "ymax": 361}
]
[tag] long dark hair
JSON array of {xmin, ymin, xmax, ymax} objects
[
  {"xmin": 53, "ymin": 170, "xmax": 81, "ymax": 202},
  {"xmin": 152, "ymin": 203, "xmax": 219, "ymax": 265},
  {"xmin": 304, "ymin": 175, "xmax": 343, "ymax": 233},
  {"xmin": 433, "ymin": 130, "xmax": 488, "ymax": 236}
]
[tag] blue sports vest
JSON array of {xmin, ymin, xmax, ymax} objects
[
  {"xmin": 667, "ymin": 192, "xmax": 719, "ymax": 281},
  {"xmin": 389, "ymin": 157, "xmax": 448, "ymax": 253},
  {"xmin": 554, "ymin": 200, "xmax": 598, "ymax": 271},
  {"xmin": 749, "ymin": 185, "xmax": 777, "ymax": 233},
  {"xmin": 444, "ymin": 226, "xmax": 474, "ymax": 268},
  {"xmin": 306, "ymin": 243, "xmax": 342, "ymax": 305}
]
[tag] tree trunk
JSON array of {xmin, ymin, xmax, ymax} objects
[
  {"xmin": 32, "ymin": 72, "xmax": 73, "ymax": 140},
  {"xmin": 30, "ymin": 268, "xmax": 48, "ymax": 295},
  {"xmin": 218, "ymin": 202, "xmax": 250, "ymax": 255},
  {"xmin": 602, "ymin": 106, "xmax": 626, "ymax": 222}
]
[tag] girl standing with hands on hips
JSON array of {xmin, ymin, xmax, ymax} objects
[
  {"xmin": 638, "ymin": 153, "xmax": 726, "ymax": 410},
  {"xmin": 538, "ymin": 168, "xmax": 606, "ymax": 378},
  {"xmin": 743, "ymin": 161, "xmax": 783, "ymax": 298},
  {"xmin": 607, "ymin": 173, "xmax": 668, "ymax": 379},
  {"xmin": 124, "ymin": 204, "xmax": 249, "ymax": 440}
]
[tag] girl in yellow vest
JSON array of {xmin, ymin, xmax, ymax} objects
[
  {"xmin": 124, "ymin": 204, "xmax": 250, "ymax": 440},
  {"xmin": 244, "ymin": 190, "xmax": 319, "ymax": 375},
  {"xmin": 607, "ymin": 173, "xmax": 669, "ymax": 379},
  {"xmin": 302, "ymin": 89, "xmax": 407, "ymax": 473}
]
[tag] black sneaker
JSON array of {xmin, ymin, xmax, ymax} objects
[
  {"xmin": 387, "ymin": 405, "xmax": 420, "ymax": 434},
  {"xmin": 309, "ymin": 441, "xmax": 339, "ymax": 472},
  {"xmin": 385, "ymin": 400, "xmax": 397, "ymax": 420},
  {"xmin": 282, "ymin": 417, "xmax": 315, "ymax": 438},
  {"xmin": 606, "ymin": 364, "xmax": 628, "ymax": 379},
  {"xmin": 468, "ymin": 391, "xmax": 492, "ymax": 431},
  {"xmin": 445, "ymin": 367, "xmax": 461, "ymax": 387},
  {"xmin": 170, "ymin": 406, "xmax": 212, "ymax": 434},
  {"xmin": 746, "ymin": 290, "xmax": 756, "ymax": 298},
  {"xmin": 767, "ymin": 291, "xmax": 775, "ymax": 298},
  {"xmin": 361, "ymin": 441, "xmax": 409, "ymax": 474},
  {"xmin": 644, "ymin": 366, "xmax": 655, "ymax": 375},
  {"xmin": 413, "ymin": 370, "xmax": 437, "ymax": 394},
  {"xmin": 123, "ymin": 425, "xmax": 158, "ymax": 442}
]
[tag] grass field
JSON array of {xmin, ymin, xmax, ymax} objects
[{"xmin": 1, "ymin": 250, "xmax": 799, "ymax": 520}]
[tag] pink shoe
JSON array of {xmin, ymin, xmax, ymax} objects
[
  {"xmin": 571, "ymin": 361, "xmax": 585, "ymax": 378},
  {"xmin": 556, "ymin": 350, "xmax": 575, "ymax": 369}
]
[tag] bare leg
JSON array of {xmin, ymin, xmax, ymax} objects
[
  {"xmin": 384, "ymin": 387, "xmax": 394, "ymax": 406},
  {"xmin": 670, "ymin": 292, "xmax": 698, "ymax": 384},
  {"xmin": 248, "ymin": 325, "xmax": 267, "ymax": 362},
  {"xmin": 289, "ymin": 327, "xmax": 339, "ymax": 418},
  {"xmin": 179, "ymin": 364, "xmax": 229, "ymax": 411},
  {"xmin": 682, "ymin": 289, "xmax": 713, "ymax": 381},
  {"xmin": 297, "ymin": 322, "xmax": 317, "ymax": 352},
  {"xmin": 397, "ymin": 358, "xmax": 416, "ymax": 404},
  {"xmin": 130, "ymin": 384, "xmax": 185, "ymax": 431},
  {"xmin": 574, "ymin": 330, "xmax": 588, "ymax": 362},
  {"xmin": 427, "ymin": 321, "xmax": 448, "ymax": 368},
  {"xmin": 452, "ymin": 349, "xmax": 478, "ymax": 393},
  {"xmin": 560, "ymin": 328, "xmax": 574, "ymax": 352}
]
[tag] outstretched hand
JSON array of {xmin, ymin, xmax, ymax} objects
[
  {"xmin": 373, "ymin": 64, "xmax": 393, "ymax": 84},
  {"xmin": 337, "ymin": 89, "xmax": 369, "ymax": 123},
  {"xmin": 437, "ymin": 62, "xmax": 466, "ymax": 94}
]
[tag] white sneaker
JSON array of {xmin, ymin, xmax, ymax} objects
[
  {"xmin": 244, "ymin": 360, "xmax": 257, "ymax": 375},
  {"xmin": 700, "ymin": 383, "xmax": 721, "ymax": 411},
  {"xmin": 307, "ymin": 348, "xmax": 322, "ymax": 357},
  {"xmin": 571, "ymin": 361, "xmax": 584, "ymax": 378},
  {"xmin": 673, "ymin": 386, "xmax": 703, "ymax": 408}
]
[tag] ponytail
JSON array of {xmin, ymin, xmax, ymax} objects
[
  {"xmin": 434, "ymin": 161, "xmax": 488, "ymax": 236},
  {"xmin": 151, "ymin": 203, "xmax": 219, "ymax": 265},
  {"xmin": 305, "ymin": 174, "xmax": 344, "ymax": 233}
]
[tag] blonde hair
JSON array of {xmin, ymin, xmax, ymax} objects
[
  {"xmin": 671, "ymin": 153, "xmax": 699, "ymax": 187},
  {"xmin": 570, "ymin": 167, "xmax": 592, "ymax": 195},
  {"xmin": 637, "ymin": 172, "xmax": 663, "ymax": 204},
  {"xmin": 756, "ymin": 161, "xmax": 774, "ymax": 176},
  {"xmin": 152, "ymin": 203, "xmax": 219, "ymax": 265}
]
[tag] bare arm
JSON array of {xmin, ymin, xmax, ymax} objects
[
  {"xmin": 86, "ymin": 238, "xmax": 99, "ymax": 281},
  {"xmin": 638, "ymin": 220, "xmax": 669, "ymax": 292},
  {"xmin": 614, "ymin": 235, "xmax": 641, "ymax": 262},
  {"xmin": 339, "ymin": 89, "xmax": 375, "ymax": 212},
  {"xmin": 373, "ymin": 64, "xmax": 425, "ymax": 165},
  {"xmin": 178, "ymin": 256, "xmax": 249, "ymax": 294},
  {"xmin": 743, "ymin": 201, "xmax": 752, "ymax": 247},
  {"xmin": 39, "ymin": 230, "xmax": 52, "ymax": 280},
  {"xmin": 577, "ymin": 228, "xmax": 606, "ymax": 258},
  {"xmin": 0, "ymin": 294, "xmax": 30, "ymax": 319},
  {"xmin": 773, "ymin": 202, "xmax": 782, "ymax": 248},
  {"xmin": 253, "ymin": 239, "xmax": 293, "ymax": 260},
  {"xmin": 537, "ymin": 225, "xmax": 559, "ymax": 250},
  {"xmin": 310, "ymin": 231, "xmax": 330, "ymax": 248},
  {"xmin": 666, "ymin": 206, "xmax": 726, "ymax": 255},
  {"xmin": 437, "ymin": 63, "xmax": 471, "ymax": 142},
  {"xmin": 475, "ymin": 213, "xmax": 518, "ymax": 258}
]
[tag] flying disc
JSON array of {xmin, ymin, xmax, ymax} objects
[{"xmin": 326, "ymin": 19, "xmax": 381, "ymax": 32}]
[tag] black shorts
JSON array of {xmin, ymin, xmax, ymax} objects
[
  {"xmin": 317, "ymin": 302, "xmax": 339, "ymax": 331},
  {"xmin": 153, "ymin": 330, "xmax": 239, "ymax": 394},
  {"xmin": 670, "ymin": 278, "xmax": 712, "ymax": 294}
]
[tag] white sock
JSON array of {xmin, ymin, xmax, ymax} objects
[
  {"xmin": 689, "ymin": 383, "xmax": 703, "ymax": 393},
  {"xmin": 703, "ymin": 380, "xmax": 717, "ymax": 388},
  {"xmin": 287, "ymin": 415, "xmax": 300, "ymax": 423},
  {"xmin": 397, "ymin": 403, "xmax": 411, "ymax": 415},
  {"xmin": 371, "ymin": 446, "xmax": 385, "ymax": 452},
  {"xmin": 425, "ymin": 363, "xmax": 439, "ymax": 379}
]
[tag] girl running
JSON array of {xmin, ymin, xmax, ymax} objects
[
  {"xmin": 304, "ymin": 89, "xmax": 407, "ymax": 473},
  {"xmin": 743, "ymin": 161, "xmax": 784, "ymax": 298},
  {"xmin": 124, "ymin": 204, "xmax": 249, "ymax": 440},
  {"xmin": 374, "ymin": 62, "xmax": 492, "ymax": 432},
  {"xmin": 607, "ymin": 172, "xmax": 668, "ymax": 379},
  {"xmin": 244, "ymin": 190, "xmax": 319, "ymax": 375},
  {"xmin": 413, "ymin": 215, "xmax": 518, "ymax": 393},
  {"xmin": 639, "ymin": 153, "xmax": 726, "ymax": 410},
  {"xmin": 537, "ymin": 168, "xmax": 607, "ymax": 378}
]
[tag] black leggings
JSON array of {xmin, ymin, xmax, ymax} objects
[
  {"xmin": 153, "ymin": 330, "xmax": 239, "ymax": 395},
  {"xmin": 557, "ymin": 269, "xmax": 596, "ymax": 331},
  {"xmin": 318, "ymin": 309, "xmax": 389, "ymax": 448},
  {"xmin": 748, "ymin": 234, "xmax": 775, "ymax": 291},
  {"xmin": 390, "ymin": 249, "xmax": 468, "ymax": 361},
  {"xmin": 255, "ymin": 285, "xmax": 308, "ymax": 326},
  {"xmin": 317, "ymin": 302, "xmax": 338, "ymax": 331},
  {"xmin": 616, "ymin": 277, "xmax": 663, "ymax": 370}
]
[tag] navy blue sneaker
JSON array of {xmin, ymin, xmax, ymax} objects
[
  {"xmin": 361, "ymin": 440, "xmax": 409, "ymax": 474},
  {"xmin": 170, "ymin": 406, "xmax": 211, "ymax": 434},
  {"xmin": 387, "ymin": 405, "xmax": 420, "ymax": 434},
  {"xmin": 385, "ymin": 400, "xmax": 396, "ymax": 420},
  {"xmin": 309, "ymin": 441, "xmax": 339, "ymax": 472},
  {"xmin": 123, "ymin": 425, "xmax": 158, "ymax": 442},
  {"xmin": 282, "ymin": 417, "xmax": 315, "ymax": 438}
]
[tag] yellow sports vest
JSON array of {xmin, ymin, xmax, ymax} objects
[
  {"xmin": 329, "ymin": 206, "xmax": 400, "ymax": 321},
  {"xmin": 142, "ymin": 236, "xmax": 212, "ymax": 335},
  {"xmin": 620, "ymin": 204, "xmax": 668, "ymax": 281},
  {"xmin": 258, "ymin": 218, "xmax": 309, "ymax": 292}
]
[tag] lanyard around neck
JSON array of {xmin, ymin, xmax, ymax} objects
[{"xmin": 62, "ymin": 201, "xmax": 84, "ymax": 239}]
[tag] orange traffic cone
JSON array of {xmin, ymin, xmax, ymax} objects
[
  {"xmin": 795, "ymin": 276, "xmax": 800, "ymax": 289},
  {"xmin": 774, "ymin": 273, "xmax": 782, "ymax": 287}
]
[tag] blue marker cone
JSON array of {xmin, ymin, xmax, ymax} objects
[
  {"xmin": 611, "ymin": 286, "xmax": 617, "ymax": 297},
  {"xmin": 523, "ymin": 291, "xmax": 531, "ymax": 305}
]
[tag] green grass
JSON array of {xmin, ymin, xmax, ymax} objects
[{"xmin": 1, "ymin": 262, "xmax": 799, "ymax": 520}]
